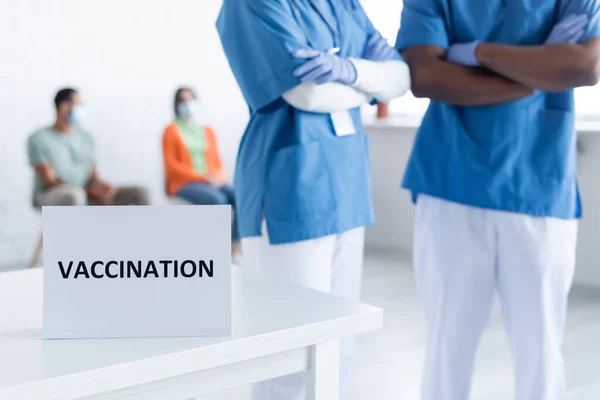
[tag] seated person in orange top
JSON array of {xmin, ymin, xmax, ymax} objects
[{"xmin": 163, "ymin": 87, "xmax": 240, "ymax": 246}]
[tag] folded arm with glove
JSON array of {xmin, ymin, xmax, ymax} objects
[
  {"xmin": 283, "ymin": 33, "xmax": 411, "ymax": 112},
  {"xmin": 447, "ymin": 15, "xmax": 600, "ymax": 92}
]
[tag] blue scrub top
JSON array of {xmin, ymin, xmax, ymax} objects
[
  {"xmin": 396, "ymin": 0, "xmax": 600, "ymax": 219},
  {"xmin": 217, "ymin": 0, "xmax": 381, "ymax": 244}
]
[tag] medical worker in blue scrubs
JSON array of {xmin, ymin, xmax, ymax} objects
[
  {"xmin": 217, "ymin": 0, "xmax": 410, "ymax": 398},
  {"xmin": 396, "ymin": 0, "xmax": 600, "ymax": 398}
]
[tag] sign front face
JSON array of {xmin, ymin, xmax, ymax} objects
[{"xmin": 42, "ymin": 205, "xmax": 231, "ymax": 339}]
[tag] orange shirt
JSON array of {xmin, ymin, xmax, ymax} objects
[{"xmin": 162, "ymin": 123, "xmax": 225, "ymax": 196}]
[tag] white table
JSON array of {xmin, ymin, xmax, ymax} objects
[{"xmin": 0, "ymin": 268, "xmax": 382, "ymax": 400}]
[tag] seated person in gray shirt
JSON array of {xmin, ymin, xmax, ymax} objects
[{"xmin": 28, "ymin": 88, "xmax": 150, "ymax": 207}]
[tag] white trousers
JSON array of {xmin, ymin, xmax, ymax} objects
[
  {"xmin": 242, "ymin": 227, "xmax": 365, "ymax": 400},
  {"xmin": 415, "ymin": 195, "xmax": 578, "ymax": 400}
]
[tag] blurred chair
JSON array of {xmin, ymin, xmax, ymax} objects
[
  {"xmin": 29, "ymin": 205, "xmax": 42, "ymax": 268},
  {"xmin": 29, "ymin": 233, "xmax": 43, "ymax": 268}
]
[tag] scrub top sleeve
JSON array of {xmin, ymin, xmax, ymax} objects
[
  {"xmin": 395, "ymin": 0, "xmax": 449, "ymax": 51},
  {"xmin": 348, "ymin": 0, "xmax": 404, "ymax": 61},
  {"xmin": 560, "ymin": 0, "xmax": 600, "ymax": 39},
  {"xmin": 345, "ymin": 0, "xmax": 377, "ymax": 36},
  {"xmin": 239, "ymin": 0, "xmax": 310, "ymax": 111}
]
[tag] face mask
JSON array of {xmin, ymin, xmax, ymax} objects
[
  {"xmin": 177, "ymin": 100, "xmax": 202, "ymax": 122},
  {"xmin": 68, "ymin": 105, "xmax": 84, "ymax": 126}
]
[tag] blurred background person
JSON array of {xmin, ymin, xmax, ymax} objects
[
  {"xmin": 28, "ymin": 88, "xmax": 150, "ymax": 208},
  {"xmin": 162, "ymin": 87, "xmax": 240, "ymax": 255}
]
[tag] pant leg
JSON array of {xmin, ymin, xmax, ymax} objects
[
  {"xmin": 496, "ymin": 213, "xmax": 578, "ymax": 400},
  {"xmin": 35, "ymin": 184, "xmax": 87, "ymax": 206},
  {"xmin": 177, "ymin": 183, "xmax": 238, "ymax": 243},
  {"xmin": 414, "ymin": 195, "xmax": 496, "ymax": 400},
  {"xmin": 113, "ymin": 186, "xmax": 150, "ymax": 205},
  {"xmin": 176, "ymin": 183, "xmax": 228, "ymax": 205},
  {"xmin": 218, "ymin": 185, "xmax": 240, "ymax": 241},
  {"xmin": 330, "ymin": 227, "xmax": 365, "ymax": 400},
  {"xmin": 242, "ymin": 227, "xmax": 337, "ymax": 400}
]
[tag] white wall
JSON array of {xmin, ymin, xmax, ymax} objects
[
  {"xmin": 367, "ymin": 124, "xmax": 600, "ymax": 287},
  {"xmin": 0, "ymin": 0, "xmax": 249, "ymax": 267}
]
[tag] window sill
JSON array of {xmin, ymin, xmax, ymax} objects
[{"xmin": 362, "ymin": 112, "xmax": 600, "ymax": 135}]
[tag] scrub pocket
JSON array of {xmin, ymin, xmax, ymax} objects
[
  {"xmin": 517, "ymin": 108, "xmax": 576, "ymax": 196},
  {"xmin": 530, "ymin": 108, "xmax": 576, "ymax": 181},
  {"xmin": 264, "ymin": 141, "xmax": 335, "ymax": 221}
]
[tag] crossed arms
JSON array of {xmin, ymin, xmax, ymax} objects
[
  {"xmin": 283, "ymin": 38, "xmax": 600, "ymax": 112},
  {"xmin": 403, "ymin": 39, "xmax": 600, "ymax": 106},
  {"xmin": 475, "ymin": 40, "xmax": 600, "ymax": 92},
  {"xmin": 283, "ymin": 59, "xmax": 410, "ymax": 113}
]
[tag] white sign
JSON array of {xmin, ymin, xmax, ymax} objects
[{"xmin": 42, "ymin": 205, "xmax": 231, "ymax": 339}]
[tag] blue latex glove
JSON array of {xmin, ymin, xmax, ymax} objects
[
  {"xmin": 363, "ymin": 32, "xmax": 398, "ymax": 61},
  {"xmin": 292, "ymin": 49, "xmax": 357, "ymax": 85},
  {"xmin": 447, "ymin": 41, "xmax": 481, "ymax": 67},
  {"xmin": 545, "ymin": 14, "xmax": 588, "ymax": 45}
]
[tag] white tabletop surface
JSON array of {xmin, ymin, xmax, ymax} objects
[{"xmin": 0, "ymin": 268, "xmax": 382, "ymax": 399}]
